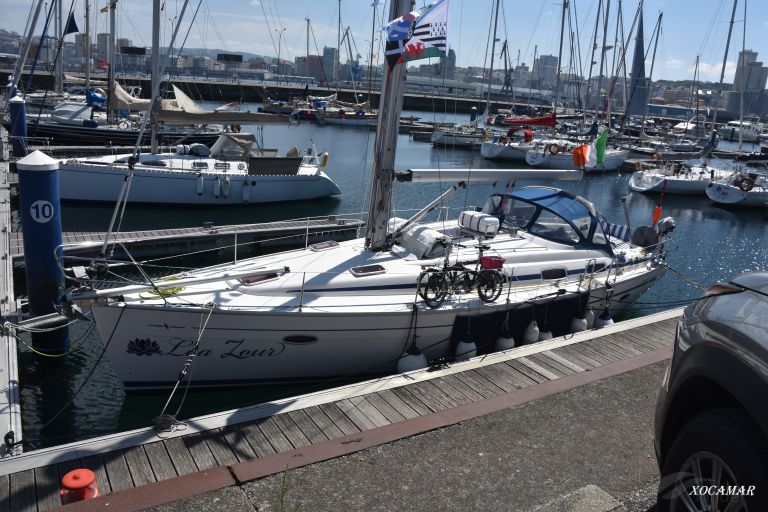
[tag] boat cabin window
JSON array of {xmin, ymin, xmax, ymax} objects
[
  {"xmin": 192, "ymin": 161, "xmax": 209, "ymax": 169},
  {"xmin": 529, "ymin": 211, "xmax": 580, "ymax": 244},
  {"xmin": 541, "ymin": 268, "xmax": 567, "ymax": 280},
  {"xmin": 350, "ymin": 264, "xmax": 386, "ymax": 277},
  {"xmin": 592, "ymin": 222, "xmax": 607, "ymax": 245},
  {"xmin": 140, "ymin": 160, "xmax": 168, "ymax": 167},
  {"xmin": 214, "ymin": 162, "xmax": 230, "ymax": 170}
]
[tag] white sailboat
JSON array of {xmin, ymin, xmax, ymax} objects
[
  {"xmin": 706, "ymin": 169, "xmax": 768, "ymax": 207},
  {"xmin": 68, "ymin": 0, "xmax": 675, "ymax": 391}
]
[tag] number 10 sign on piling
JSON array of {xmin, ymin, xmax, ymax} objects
[{"xmin": 16, "ymin": 150, "xmax": 69, "ymax": 354}]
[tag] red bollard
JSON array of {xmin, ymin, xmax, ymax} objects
[{"xmin": 60, "ymin": 469, "xmax": 100, "ymax": 505}]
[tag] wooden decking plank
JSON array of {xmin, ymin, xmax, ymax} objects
[
  {"xmin": 237, "ymin": 420, "xmax": 278, "ymax": 457},
  {"xmin": 505, "ymin": 360, "xmax": 548, "ymax": 383},
  {"xmin": 429, "ymin": 376, "xmax": 476, "ymax": 404},
  {"xmin": 540, "ymin": 350, "xmax": 586, "ymax": 373},
  {"xmin": 142, "ymin": 441, "xmax": 178, "ymax": 482},
  {"xmin": 271, "ymin": 413, "xmax": 312, "ymax": 449},
  {"xmin": 440, "ymin": 374, "xmax": 486, "ymax": 401},
  {"xmin": 581, "ymin": 339, "xmax": 627, "ymax": 361},
  {"xmin": 101, "ymin": 450, "xmax": 134, "ymax": 492},
  {"xmin": 492, "ymin": 361, "xmax": 539, "ymax": 387},
  {"xmin": 473, "ymin": 364, "xmax": 522, "ymax": 391},
  {"xmin": 300, "ymin": 406, "xmax": 345, "ymax": 440},
  {"xmin": 390, "ymin": 386, "xmax": 436, "ymax": 415},
  {"xmin": 182, "ymin": 432, "xmax": 218, "ymax": 471},
  {"xmin": 516, "ymin": 356, "xmax": 561, "ymax": 381},
  {"xmin": 569, "ymin": 342, "xmax": 616, "ymax": 364},
  {"xmin": 163, "ymin": 436, "xmax": 198, "ymax": 476},
  {"xmin": 405, "ymin": 381, "xmax": 456, "ymax": 410},
  {"xmin": 317, "ymin": 403, "xmax": 361, "ymax": 436},
  {"xmin": 602, "ymin": 335, "xmax": 645, "ymax": 356},
  {"xmin": 598, "ymin": 334, "xmax": 641, "ymax": 356},
  {"xmin": 620, "ymin": 329, "xmax": 669, "ymax": 350},
  {"xmin": 529, "ymin": 352, "xmax": 576, "ymax": 376},
  {"xmin": 32, "ymin": 465, "xmax": 59, "ymax": 512},
  {"xmin": 619, "ymin": 329, "xmax": 666, "ymax": 351},
  {"xmin": 123, "ymin": 445, "xmax": 156, "ymax": 486},
  {"xmin": 201, "ymin": 429, "xmax": 239, "ymax": 467},
  {"xmin": 523, "ymin": 353, "xmax": 568, "ymax": 377},
  {"xmin": 0, "ymin": 474, "xmax": 9, "ymax": 512},
  {"xmin": 549, "ymin": 345, "xmax": 599, "ymax": 369},
  {"xmin": 364, "ymin": 393, "xmax": 407, "ymax": 424},
  {"xmin": 454, "ymin": 369, "xmax": 504, "ymax": 397},
  {"xmin": 334, "ymin": 399, "xmax": 378, "ymax": 431},
  {"xmin": 257, "ymin": 417, "xmax": 296, "ymax": 453},
  {"xmin": 376, "ymin": 389, "xmax": 421, "ymax": 420},
  {"xmin": 220, "ymin": 425, "xmax": 258, "ymax": 463},
  {"xmin": 79, "ymin": 454, "xmax": 112, "ymax": 494},
  {"xmin": 347, "ymin": 396, "xmax": 391, "ymax": 428},
  {"xmin": 287, "ymin": 409, "xmax": 330, "ymax": 444},
  {"xmin": 9, "ymin": 469, "xmax": 35, "ymax": 512},
  {"xmin": 465, "ymin": 368, "xmax": 509, "ymax": 394}
]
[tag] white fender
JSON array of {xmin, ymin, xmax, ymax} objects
[
  {"xmin": 522, "ymin": 320, "xmax": 540, "ymax": 344},
  {"xmin": 221, "ymin": 176, "xmax": 231, "ymax": 198},
  {"xmin": 213, "ymin": 177, "xmax": 221, "ymax": 197},
  {"xmin": 196, "ymin": 173, "xmax": 204, "ymax": 195},
  {"xmin": 454, "ymin": 337, "xmax": 477, "ymax": 362},
  {"xmin": 397, "ymin": 345, "xmax": 428, "ymax": 373}
]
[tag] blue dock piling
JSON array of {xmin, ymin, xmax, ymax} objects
[
  {"xmin": 8, "ymin": 95, "xmax": 28, "ymax": 158},
  {"xmin": 16, "ymin": 151, "xmax": 69, "ymax": 354}
]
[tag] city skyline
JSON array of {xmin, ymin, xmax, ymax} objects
[{"xmin": 2, "ymin": 0, "xmax": 768, "ymax": 84}]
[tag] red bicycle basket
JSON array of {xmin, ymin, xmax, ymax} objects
[{"xmin": 480, "ymin": 256, "xmax": 504, "ymax": 270}]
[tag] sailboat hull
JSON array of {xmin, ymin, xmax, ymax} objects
[{"xmin": 89, "ymin": 264, "xmax": 664, "ymax": 391}]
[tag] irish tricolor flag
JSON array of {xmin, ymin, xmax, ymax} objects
[{"xmin": 572, "ymin": 128, "xmax": 608, "ymax": 167}]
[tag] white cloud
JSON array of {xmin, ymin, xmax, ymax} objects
[
  {"xmin": 665, "ymin": 57, "xmax": 687, "ymax": 70},
  {"xmin": 694, "ymin": 61, "xmax": 737, "ymax": 82}
]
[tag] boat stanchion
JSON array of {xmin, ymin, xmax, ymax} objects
[
  {"xmin": 17, "ymin": 151, "xmax": 69, "ymax": 354},
  {"xmin": 8, "ymin": 94, "xmax": 28, "ymax": 158},
  {"xmin": 60, "ymin": 468, "xmax": 100, "ymax": 504}
]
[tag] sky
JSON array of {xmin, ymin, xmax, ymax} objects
[{"xmin": 6, "ymin": 0, "xmax": 768, "ymax": 83}]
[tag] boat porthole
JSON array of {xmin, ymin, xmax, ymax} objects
[{"xmin": 283, "ymin": 335, "xmax": 318, "ymax": 344}]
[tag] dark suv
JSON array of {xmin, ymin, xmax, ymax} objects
[{"xmin": 654, "ymin": 272, "xmax": 768, "ymax": 512}]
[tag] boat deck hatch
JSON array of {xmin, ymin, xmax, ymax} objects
[{"xmin": 350, "ymin": 264, "xmax": 386, "ymax": 277}]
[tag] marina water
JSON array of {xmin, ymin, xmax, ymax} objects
[{"xmin": 16, "ymin": 109, "xmax": 768, "ymax": 448}]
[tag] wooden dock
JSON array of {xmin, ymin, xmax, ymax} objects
[
  {"xmin": 0, "ymin": 129, "xmax": 23, "ymax": 460},
  {"xmin": 9, "ymin": 217, "xmax": 364, "ymax": 264},
  {"xmin": 0, "ymin": 308, "xmax": 681, "ymax": 511}
]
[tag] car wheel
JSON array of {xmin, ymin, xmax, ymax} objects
[{"xmin": 657, "ymin": 410, "xmax": 768, "ymax": 512}]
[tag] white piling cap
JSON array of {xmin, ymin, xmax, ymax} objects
[
  {"xmin": 8, "ymin": 95, "xmax": 25, "ymax": 104},
  {"xmin": 16, "ymin": 150, "xmax": 59, "ymax": 171}
]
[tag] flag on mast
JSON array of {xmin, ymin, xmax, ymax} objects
[
  {"xmin": 63, "ymin": 12, "xmax": 80, "ymax": 35},
  {"xmin": 571, "ymin": 128, "xmax": 608, "ymax": 167},
  {"xmin": 384, "ymin": 0, "xmax": 448, "ymax": 68}
]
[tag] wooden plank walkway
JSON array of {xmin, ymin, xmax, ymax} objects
[
  {"xmin": 0, "ymin": 128, "xmax": 23, "ymax": 461},
  {"xmin": 0, "ymin": 308, "xmax": 681, "ymax": 511},
  {"xmin": 9, "ymin": 217, "xmax": 364, "ymax": 263}
]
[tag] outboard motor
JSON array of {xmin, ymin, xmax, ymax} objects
[{"xmin": 656, "ymin": 217, "xmax": 676, "ymax": 237}]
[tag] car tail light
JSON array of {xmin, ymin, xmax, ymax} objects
[{"xmin": 703, "ymin": 282, "xmax": 743, "ymax": 297}]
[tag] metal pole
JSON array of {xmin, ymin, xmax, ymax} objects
[
  {"xmin": 150, "ymin": 0, "xmax": 160, "ymax": 153},
  {"xmin": 56, "ymin": 0, "xmax": 63, "ymax": 95},
  {"xmin": 107, "ymin": 0, "xmax": 117, "ymax": 123},
  {"xmin": 85, "ymin": 1, "xmax": 91, "ymax": 89},
  {"xmin": 6, "ymin": 0, "xmax": 46, "ymax": 105}
]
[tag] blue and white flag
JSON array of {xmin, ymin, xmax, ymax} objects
[
  {"xmin": 384, "ymin": 0, "xmax": 448, "ymax": 68},
  {"xmin": 600, "ymin": 219, "xmax": 631, "ymax": 242}
]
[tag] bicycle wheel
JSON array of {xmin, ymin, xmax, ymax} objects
[
  {"xmin": 477, "ymin": 270, "xmax": 503, "ymax": 303},
  {"xmin": 417, "ymin": 269, "xmax": 438, "ymax": 301},
  {"xmin": 422, "ymin": 272, "xmax": 448, "ymax": 308}
]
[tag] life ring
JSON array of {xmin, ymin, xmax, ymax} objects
[
  {"xmin": 118, "ymin": 120, "xmax": 130, "ymax": 130},
  {"xmin": 548, "ymin": 144, "xmax": 561, "ymax": 155}
]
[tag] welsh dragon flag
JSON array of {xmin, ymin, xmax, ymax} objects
[
  {"xmin": 572, "ymin": 128, "xmax": 608, "ymax": 167},
  {"xmin": 384, "ymin": 0, "xmax": 448, "ymax": 68}
]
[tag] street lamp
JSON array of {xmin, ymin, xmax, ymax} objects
[{"xmin": 275, "ymin": 27, "xmax": 286, "ymax": 78}]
